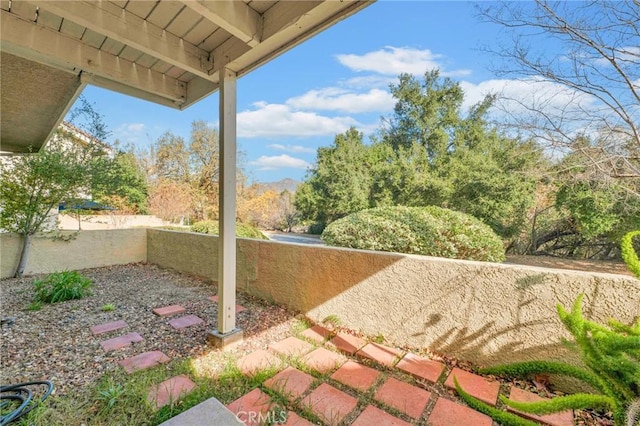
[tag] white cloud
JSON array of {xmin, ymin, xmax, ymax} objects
[
  {"xmin": 459, "ymin": 77, "xmax": 597, "ymax": 113},
  {"xmin": 286, "ymin": 88, "xmax": 395, "ymax": 113},
  {"xmin": 339, "ymin": 75, "xmax": 395, "ymax": 89},
  {"xmin": 336, "ymin": 46, "xmax": 471, "ymax": 77},
  {"xmin": 237, "ymin": 102, "xmax": 362, "ymax": 138},
  {"xmin": 249, "ymin": 154, "xmax": 311, "ymax": 171},
  {"xmin": 113, "ymin": 122, "xmax": 146, "ymax": 144},
  {"xmin": 267, "ymin": 144, "xmax": 316, "ymax": 154}
]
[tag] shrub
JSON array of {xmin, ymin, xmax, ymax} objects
[
  {"xmin": 459, "ymin": 294, "xmax": 640, "ymax": 426},
  {"xmin": 34, "ymin": 271, "xmax": 93, "ymax": 303},
  {"xmin": 621, "ymin": 231, "xmax": 640, "ymax": 279},
  {"xmin": 321, "ymin": 206, "xmax": 505, "ymax": 262},
  {"xmin": 191, "ymin": 220, "xmax": 268, "ymax": 240}
]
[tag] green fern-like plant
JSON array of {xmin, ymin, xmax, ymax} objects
[
  {"xmin": 454, "ymin": 294, "xmax": 639, "ymax": 426},
  {"xmin": 622, "ymin": 231, "xmax": 640, "ymax": 279}
]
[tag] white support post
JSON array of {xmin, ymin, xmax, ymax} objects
[{"xmin": 209, "ymin": 67, "xmax": 243, "ymax": 347}]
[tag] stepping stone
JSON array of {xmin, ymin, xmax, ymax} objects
[
  {"xmin": 263, "ymin": 367, "xmax": 314, "ymax": 400},
  {"xmin": 374, "ymin": 377, "xmax": 431, "ymax": 419},
  {"xmin": 300, "ymin": 383, "xmax": 357, "ymax": 425},
  {"xmin": 330, "ymin": 360, "xmax": 380, "ymax": 392},
  {"xmin": 207, "ymin": 296, "xmax": 247, "ymax": 313},
  {"xmin": 301, "ymin": 347, "xmax": 346, "ymax": 374},
  {"xmin": 444, "ymin": 367, "xmax": 501, "ymax": 406},
  {"xmin": 227, "ymin": 388, "xmax": 273, "ymax": 426},
  {"xmin": 507, "ymin": 387, "xmax": 574, "ymax": 426},
  {"xmin": 269, "ymin": 337, "xmax": 314, "ymax": 357},
  {"xmin": 237, "ymin": 349, "xmax": 284, "ymax": 376},
  {"xmin": 100, "ymin": 332, "xmax": 143, "ymax": 351},
  {"xmin": 300, "ymin": 325, "xmax": 332, "ymax": 344},
  {"xmin": 427, "ymin": 397, "xmax": 492, "ymax": 426},
  {"xmin": 169, "ymin": 314, "xmax": 204, "ymax": 329},
  {"xmin": 90, "ymin": 320, "xmax": 127, "ymax": 336},
  {"xmin": 158, "ymin": 397, "xmax": 243, "ymax": 425},
  {"xmin": 282, "ymin": 411, "xmax": 315, "ymax": 426},
  {"xmin": 326, "ymin": 332, "xmax": 366, "ymax": 355},
  {"xmin": 147, "ymin": 375, "xmax": 196, "ymax": 409},
  {"xmin": 153, "ymin": 305, "xmax": 186, "ymax": 317},
  {"xmin": 352, "ymin": 405, "xmax": 412, "ymax": 426},
  {"xmin": 118, "ymin": 351, "xmax": 170, "ymax": 374},
  {"xmin": 356, "ymin": 342, "xmax": 404, "ymax": 368},
  {"xmin": 396, "ymin": 352, "xmax": 445, "ymax": 383}
]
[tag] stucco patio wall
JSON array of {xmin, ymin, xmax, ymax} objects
[
  {"xmin": 0, "ymin": 229, "xmax": 147, "ymax": 278},
  {"xmin": 147, "ymin": 229, "xmax": 639, "ymax": 368}
]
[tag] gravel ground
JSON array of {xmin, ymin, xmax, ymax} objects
[{"xmin": 0, "ymin": 263, "xmax": 299, "ymax": 396}]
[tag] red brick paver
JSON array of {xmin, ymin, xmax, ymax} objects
[
  {"xmin": 90, "ymin": 320, "xmax": 127, "ymax": 336},
  {"xmin": 352, "ymin": 405, "xmax": 412, "ymax": 426},
  {"xmin": 428, "ymin": 397, "xmax": 493, "ymax": 426},
  {"xmin": 227, "ymin": 388, "xmax": 273, "ymax": 426},
  {"xmin": 282, "ymin": 411, "xmax": 315, "ymax": 426},
  {"xmin": 444, "ymin": 367, "xmax": 501, "ymax": 406},
  {"xmin": 118, "ymin": 350, "xmax": 170, "ymax": 374},
  {"xmin": 508, "ymin": 387, "xmax": 574, "ymax": 426},
  {"xmin": 301, "ymin": 347, "xmax": 346, "ymax": 374},
  {"xmin": 152, "ymin": 305, "xmax": 186, "ymax": 317},
  {"xmin": 168, "ymin": 314, "xmax": 204, "ymax": 329},
  {"xmin": 356, "ymin": 342, "xmax": 403, "ymax": 368},
  {"xmin": 263, "ymin": 367, "xmax": 314, "ymax": 400},
  {"xmin": 300, "ymin": 325, "xmax": 332, "ymax": 344},
  {"xmin": 327, "ymin": 332, "xmax": 366, "ymax": 355},
  {"xmin": 374, "ymin": 377, "xmax": 431, "ymax": 419},
  {"xmin": 330, "ymin": 360, "xmax": 380, "ymax": 392},
  {"xmin": 300, "ymin": 383, "xmax": 357, "ymax": 425},
  {"xmin": 237, "ymin": 349, "xmax": 283, "ymax": 376},
  {"xmin": 396, "ymin": 352, "xmax": 445, "ymax": 383},
  {"xmin": 99, "ymin": 332, "xmax": 143, "ymax": 351},
  {"xmin": 147, "ymin": 375, "xmax": 196, "ymax": 409},
  {"xmin": 269, "ymin": 337, "xmax": 314, "ymax": 357}
]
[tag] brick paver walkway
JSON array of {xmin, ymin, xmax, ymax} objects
[{"xmin": 226, "ymin": 324, "xmax": 575, "ymax": 426}]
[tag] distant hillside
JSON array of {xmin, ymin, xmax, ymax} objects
[{"xmin": 255, "ymin": 178, "xmax": 300, "ymax": 194}]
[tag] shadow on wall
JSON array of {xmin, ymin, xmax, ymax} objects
[{"xmin": 146, "ymin": 229, "xmax": 639, "ymax": 374}]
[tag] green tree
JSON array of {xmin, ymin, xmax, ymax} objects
[
  {"xmin": 92, "ymin": 148, "xmax": 149, "ymax": 214},
  {"xmin": 0, "ymin": 134, "xmax": 106, "ymax": 277},
  {"xmin": 296, "ymin": 127, "xmax": 373, "ymax": 223}
]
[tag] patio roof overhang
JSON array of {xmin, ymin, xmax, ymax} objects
[
  {"xmin": 0, "ymin": 0, "xmax": 373, "ymax": 153},
  {"xmin": 0, "ymin": 0, "xmax": 374, "ymax": 345}
]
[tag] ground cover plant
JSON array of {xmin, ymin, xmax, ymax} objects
[
  {"xmin": 33, "ymin": 271, "xmax": 93, "ymax": 304},
  {"xmin": 321, "ymin": 205, "xmax": 506, "ymax": 262},
  {"xmin": 454, "ymin": 294, "xmax": 640, "ymax": 426}
]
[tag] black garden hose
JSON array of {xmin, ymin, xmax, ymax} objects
[{"xmin": 0, "ymin": 381, "xmax": 54, "ymax": 425}]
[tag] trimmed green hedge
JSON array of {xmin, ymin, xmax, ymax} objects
[
  {"xmin": 621, "ymin": 230, "xmax": 640, "ymax": 279},
  {"xmin": 321, "ymin": 206, "xmax": 506, "ymax": 262},
  {"xmin": 191, "ymin": 220, "xmax": 268, "ymax": 240}
]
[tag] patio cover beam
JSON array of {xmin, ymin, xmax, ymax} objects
[
  {"xmin": 179, "ymin": 0, "xmax": 262, "ymax": 48},
  {"xmin": 27, "ymin": 0, "xmax": 214, "ymax": 81},
  {"xmin": 0, "ymin": 10, "xmax": 186, "ymax": 106}
]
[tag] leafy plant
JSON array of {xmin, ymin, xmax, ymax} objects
[
  {"xmin": 455, "ymin": 294, "xmax": 639, "ymax": 426},
  {"xmin": 101, "ymin": 304, "xmax": 116, "ymax": 312},
  {"xmin": 191, "ymin": 220, "xmax": 268, "ymax": 240},
  {"xmin": 97, "ymin": 383, "xmax": 125, "ymax": 411},
  {"xmin": 622, "ymin": 231, "xmax": 640, "ymax": 279},
  {"xmin": 26, "ymin": 300, "xmax": 42, "ymax": 311},
  {"xmin": 34, "ymin": 271, "xmax": 93, "ymax": 304},
  {"xmin": 321, "ymin": 206, "xmax": 506, "ymax": 262}
]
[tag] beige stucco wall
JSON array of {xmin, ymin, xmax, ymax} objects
[
  {"xmin": 0, "ymin": 229, "xmax": 147, "ymax": 278},
  {"xmin": 147, "ymin": 229, "xmax": 640, "ymax": 369}
]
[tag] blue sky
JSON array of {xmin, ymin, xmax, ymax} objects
[{"xmin": 70, "ymin": 1, "xmax": 565, "ymax": 183}]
